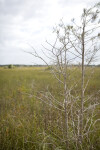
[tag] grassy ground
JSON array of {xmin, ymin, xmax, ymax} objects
[{"xmin": 0, "ymin": 67, "xmax": 100, "ymax": 150}]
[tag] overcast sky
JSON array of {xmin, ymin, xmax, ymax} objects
[{"xmin": 0, "ymin": 0, "xmax": 99, "ymax": 65}]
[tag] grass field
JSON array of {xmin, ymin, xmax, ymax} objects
[{"xmin": 0, "ymin": 67, "xmax": 100, "ymax": 150}]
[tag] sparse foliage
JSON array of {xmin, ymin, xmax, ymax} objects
[{"xmin": 26, "ymin": 3, "xmax": 100, "ymax": 149}]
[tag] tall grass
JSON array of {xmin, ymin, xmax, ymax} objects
[{"xmin": 0, "ymin": 67, "xmax": 100, "ymax": 150}]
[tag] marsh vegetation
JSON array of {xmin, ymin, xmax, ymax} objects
[{"xmin": 0, "ymin": 67, "xmax": 100, "ymax": 150}]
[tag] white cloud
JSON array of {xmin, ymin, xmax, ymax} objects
[{"xmin": 0, "ymin": 0, "xmax": 100, "ymax": 64}]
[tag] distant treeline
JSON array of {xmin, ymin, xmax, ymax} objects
[
  {"xmin": 0, "ymin": 64, "xmax": 100, "ymax": 68},
  {"xmin": 0, "ymin": 64, "xmax": 46, "ymax": 67}
]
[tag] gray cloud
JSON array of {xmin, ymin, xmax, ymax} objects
[
  {"xmin": 0, "ymin": 0, "xmax": 100, "ymax": 65},
  {"xmin": 0, "ymin": 0, "xmax": 46, "ymax": 19},
  {"xmin": 58, "ymin": 0, "xmax": 100, "ymax": 6}
]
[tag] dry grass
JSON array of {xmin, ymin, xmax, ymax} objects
[{"xmin": 0, "ymin": 66, "xmax": 100, "ymax": 150}]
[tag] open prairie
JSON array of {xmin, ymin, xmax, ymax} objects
[{"xmin": 0, "ymin": 67, "xmax": 100, "ymax": 150}]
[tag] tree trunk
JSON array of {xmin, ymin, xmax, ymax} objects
[
  {"xmin": 64, "ymin": 49, "xmax": 69, "ymax": 150},
  {"xmin": 80, "ymin": 25, "xmax": 85, "ymax": 143}
]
